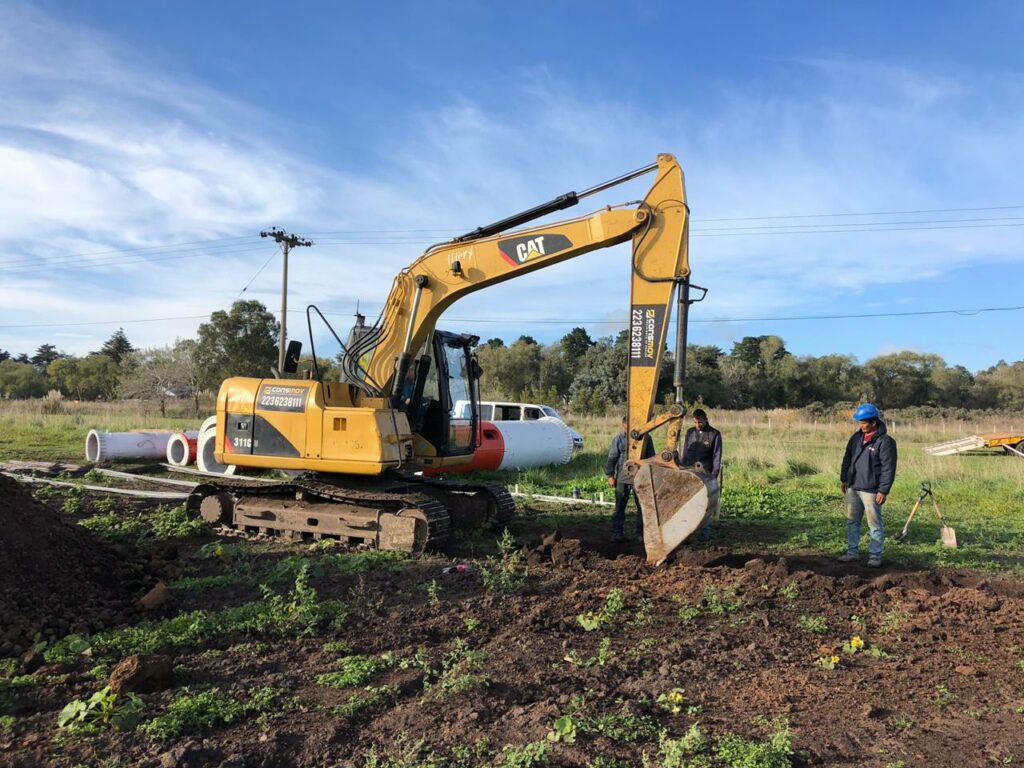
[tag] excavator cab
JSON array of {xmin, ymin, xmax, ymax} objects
[{"xmin": 402, "ymin": 331, "xmax": 481, "ymax": 461}]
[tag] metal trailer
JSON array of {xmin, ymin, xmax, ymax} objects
[{"xmin": 924, "ymin": 433, "xmax": 1024, "ymax": 458}]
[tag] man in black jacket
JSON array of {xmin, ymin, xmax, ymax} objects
[
  {"xmin": 605, "ymin": 416, "xmax": 655, "ymax": 543},
  {"xmin": 680, "ymin": 409, "xmax": 723, "ymax": 540},
  {"xmin": 839, "ymin": 403, "xmax": 897, "ymax": 567}
]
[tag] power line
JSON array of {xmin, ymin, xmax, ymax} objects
[
  {"xmin": 2, "ymin": 204, "xmax": 1022, "ymax": 273},
  {"xmin": 4, "ymin": 303, "xmax": 1021, "ymax": 330},
  {"xmin": 0, "ymin": 240, "xmax": 266, "ymax": 272},
  {"xmin": 0, "ymin": 235, "xmax": 261, "ymax": 269},
  {"xmin": 696, "ymin": 204, "xmax": 1024, "ymax": 222}
]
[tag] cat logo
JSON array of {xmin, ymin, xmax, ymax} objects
[{"xmin": 497, "ymin": 233, "xmax": 573, "ymax": 267}]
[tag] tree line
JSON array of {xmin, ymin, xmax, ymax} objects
[
  {"xmin": 2, "ymin": 300, "xmax": 1022, "ymax": 414},
  {"xmin": 0, "ymin": 301, "xmax": 279, "ymax": 414}
]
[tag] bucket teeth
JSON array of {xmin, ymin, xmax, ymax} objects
[{"xmin": 634, "ymin": 460, "xmax": 718, "ymax": 566}]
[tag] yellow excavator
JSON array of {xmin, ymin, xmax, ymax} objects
[{"xmin": 186, "ymin": 153, "xmax": 718, "ymax": 565}]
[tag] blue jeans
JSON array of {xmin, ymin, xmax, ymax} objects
[
  {"xmin": 613, "ymin": 484, "xmax": 643, "ymax": 537},
  {"xmin": 847, "ymin": 489, "xmax": 884, "ymax": 559}
]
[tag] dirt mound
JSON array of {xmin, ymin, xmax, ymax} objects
[{"xmin": 0, "ymin": 475, "xmax": 141, "ymax": 655}]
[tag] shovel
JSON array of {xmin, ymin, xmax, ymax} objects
[
  {"xmin": 930, "ymin": 490, "xmax": 959, "ymax": 549},
  {"xmin": 892, "ymin": 481, "xmax": 957, "ymax": 548}
]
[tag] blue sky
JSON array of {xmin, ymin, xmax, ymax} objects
[{"xmin": 1, "ymin": 1, "xmax": 1022, "ymax": 371}]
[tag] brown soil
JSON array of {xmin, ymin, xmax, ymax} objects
[
  {"xmin": 2, "ymin": 501, "xmax": 1024, "ymax": 767},
  {"xmin": 0, "ymin": 476, "xmax": 144, "ymax": 654}
]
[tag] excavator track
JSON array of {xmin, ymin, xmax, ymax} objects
[
  {"xmin": 400, "ymin": 474, "xmax": 516, "ymax": 529},
  {"xmin": 185, "ymin": 473, "xmax": 515, "ymax": 553}
]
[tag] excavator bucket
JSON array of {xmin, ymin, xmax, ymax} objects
[{"xmin": 633, "ymin": 460, "xmax": 719, "ymax": 566}]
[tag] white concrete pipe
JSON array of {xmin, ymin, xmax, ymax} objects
[
  {"xmin": 494, "ymin": 416, "xmax": 575, "ymax": 470},
  {"xmin": 85, "ymin": 430, "xmax": 175, "ymax": 462},
  {"xmin": 165, "ymin": 431, "xmax": 200, "ymax": 466},
  {"xmin": 196, "ymin": 418, "xmax": 236, "ymax": 476},
  {"xmin": 426, "ymin": 416, "xmax": 575, "ymax": 475}
]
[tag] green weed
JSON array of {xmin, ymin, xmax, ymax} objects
[
  {"xmin": 150, "ymin": 503, "xmax": 207, "ymax": 538},
  {"xmin": 46, "ymin": 566, "xmax": 347, "ymax": 662},
  {"xmin": 586, "ymin": 711, "xmax": 661, "ymax": 743},
  {"xmin": 426, "ymin": 579, "xmax": 441, "ymax": 609},
  {"xmin": 677, "ymin": 604, "xmax": 702, "ymax": 624},
  {"xmin": 331, "ymin": 685, "xmax": 399, "ymax": 717},
  {"xmin": 462, "ymin": 616, "xmax": 480, "ymax": 633},
  {"xmin": 644, "ymin": 724, "xmax": 709, "ymax": 768},
  {"xmin": 864, "ymin": 645, "xmax": 892, "ymax": 660},
  {"xmin": 796, "ymin": 615, "xmax": 828, "ymax": 634},
  {"xmin": 57, "ymin": 686, "xmax": 144, "ymax": 734},
  {"xmin": 564, "ymin": 637, "xmax": 615, "ymax": 668},
  {"xmin": 323, "ymin": 640, "xmax": 353, "ymax": 655},
  {"xmin": 450, "ymin": 738, "xmax": 494, "ymax": 766},
  {"xmin": 225, "ymin": 641, "xmax": 266, "ymax": 656},
  {"xmin": 480, "ymin": 529, "xmax": 528, "ymax": 593},
  {"xmin": 0, "ymin": 715, "xmax": 14, "ymax": 732},
  {"xmin": 713, "ymin": 719, "xmax": 792, "ymax": 768},
  {"xmin": 891, "ymin": 715, "xmax": 914, "ymax": 731},
  {"xmin": 61, "ymin": 486, "xmax": 87, "ymax": 515},
  {"xmin": 317, "ymin": 655, "xmax": 393, "ymax": 689},
  {"xmin": 577, "ymin": 588, "xmax": 626, "ymax": 631},
  {"xmin": 498, "ymin": 740, "xmax": 549, "ymax": 767},
  {"xmin": 547, "ymin": 714, "xmax": 578, "ymax": 743},
  {"xmin": 778, "ymin": 582, "xmax": 799, "ymax": 600},
  {"xmin": 140, "ymin": 686, "xmax": 279, "ymax": 739},
  {"xmin": 656, "ymin": 688, "xmax": 687, "ymax": 715},
  {"xmin": 79, "ymin": 512, "xmax": 144, "ymax": 539},
  {"xmin": 168, "ymin": 574, "xmax": 250, "ymax": 592},
  {"xmin": 878, "ymin": 610, "xmax": 909, "ymax": 634},
  {"xmin": 633, "ymin": 597, "xmax": 656, "ymax": 626},
  {"xmin": 934, "ymin": 685, "xmax": 957, "ymax": 708},
  {"xmin": 703, "ymin": 580, "xmax": 745, "ymax": 615},
  {"xmin": 423, "ymin": 639, "xmax": 489, "ymax": 699}
]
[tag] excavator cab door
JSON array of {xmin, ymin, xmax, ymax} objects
[{"xmin": 415, "ymin": 331, "xmax": 480, "ymax": 458}]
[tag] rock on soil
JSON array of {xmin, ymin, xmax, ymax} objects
[
  {"xmin": 0, "ymin": 474, "xmax": 140, "ymax": 655},
  {"xmin": 108, "ymin": 653, "xmax": 175, "ymax": 694}
]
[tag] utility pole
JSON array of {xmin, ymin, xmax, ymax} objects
[{"xmin": 260, "ymin": 227, "xmax": 313, "ymax": 373}]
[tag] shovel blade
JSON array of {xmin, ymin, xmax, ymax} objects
[
  {"xmin": 634, "ymin": 461, "xmax": 719, "ymax": 566},
  {"xmin": 940, "ymin": 526, "xmax": 958, "ymax": 548}
]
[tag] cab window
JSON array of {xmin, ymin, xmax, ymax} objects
[{"xmin": 524, "ymin": 407, "xmax": 541, "ymax": 420}]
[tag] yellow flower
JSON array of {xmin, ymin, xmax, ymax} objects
[
  {"xmin": 850, "ymin": 636, "xmax": 865, "ymax": 650},
  {"xmin": 670, "ymin": 690, "xmax": 685, "ymax": 703},
  {"xmin": 831, "ymin": 655, "xmax": 841, "ymax": 665}
]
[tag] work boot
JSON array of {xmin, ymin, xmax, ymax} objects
[
  {"xmin": 837, "ymin": 553, "xmax": 859, "ymax": 563},
  {"xmin": 867, "ymin": 557, "xmax": 882, "ymax": 568}
]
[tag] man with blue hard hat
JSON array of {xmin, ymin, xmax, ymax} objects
[{"xmin": 838, "ymin": 403, "xmax": 897, "ymax": 567}]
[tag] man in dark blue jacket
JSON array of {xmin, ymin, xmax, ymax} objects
[
  {"xmin": 605, "ymin": 416, "xmax": 655, "ymax": 543},
  {"xmin": 839, "ymin": 403, "xmax": 897, "ymax": 567}
]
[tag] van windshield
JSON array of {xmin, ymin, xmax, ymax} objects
[{"xmin": 541, "ymin": 406, "xmax": 562, "ymax": 419}]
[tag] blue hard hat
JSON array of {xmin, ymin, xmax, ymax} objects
[{"xmin": 853, "ymin": 403, "xmax": 880, "ymax": 421}]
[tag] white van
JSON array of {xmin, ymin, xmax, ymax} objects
[{"xmin": 476, "ymin": 401, "xmax": 584, "ymax": 451}]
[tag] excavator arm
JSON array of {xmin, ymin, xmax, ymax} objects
[{"xmin": 351, "ymin": 153, "xmax": 715, "ymax": 564}]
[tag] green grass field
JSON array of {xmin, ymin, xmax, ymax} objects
[
  {"xmin": 471, "ymin": 412, "xmax": 1024, "ymax": 573},
  {"xmin": 2, "ymin": 401, "xmax": 1022, "ymax": 573}
]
